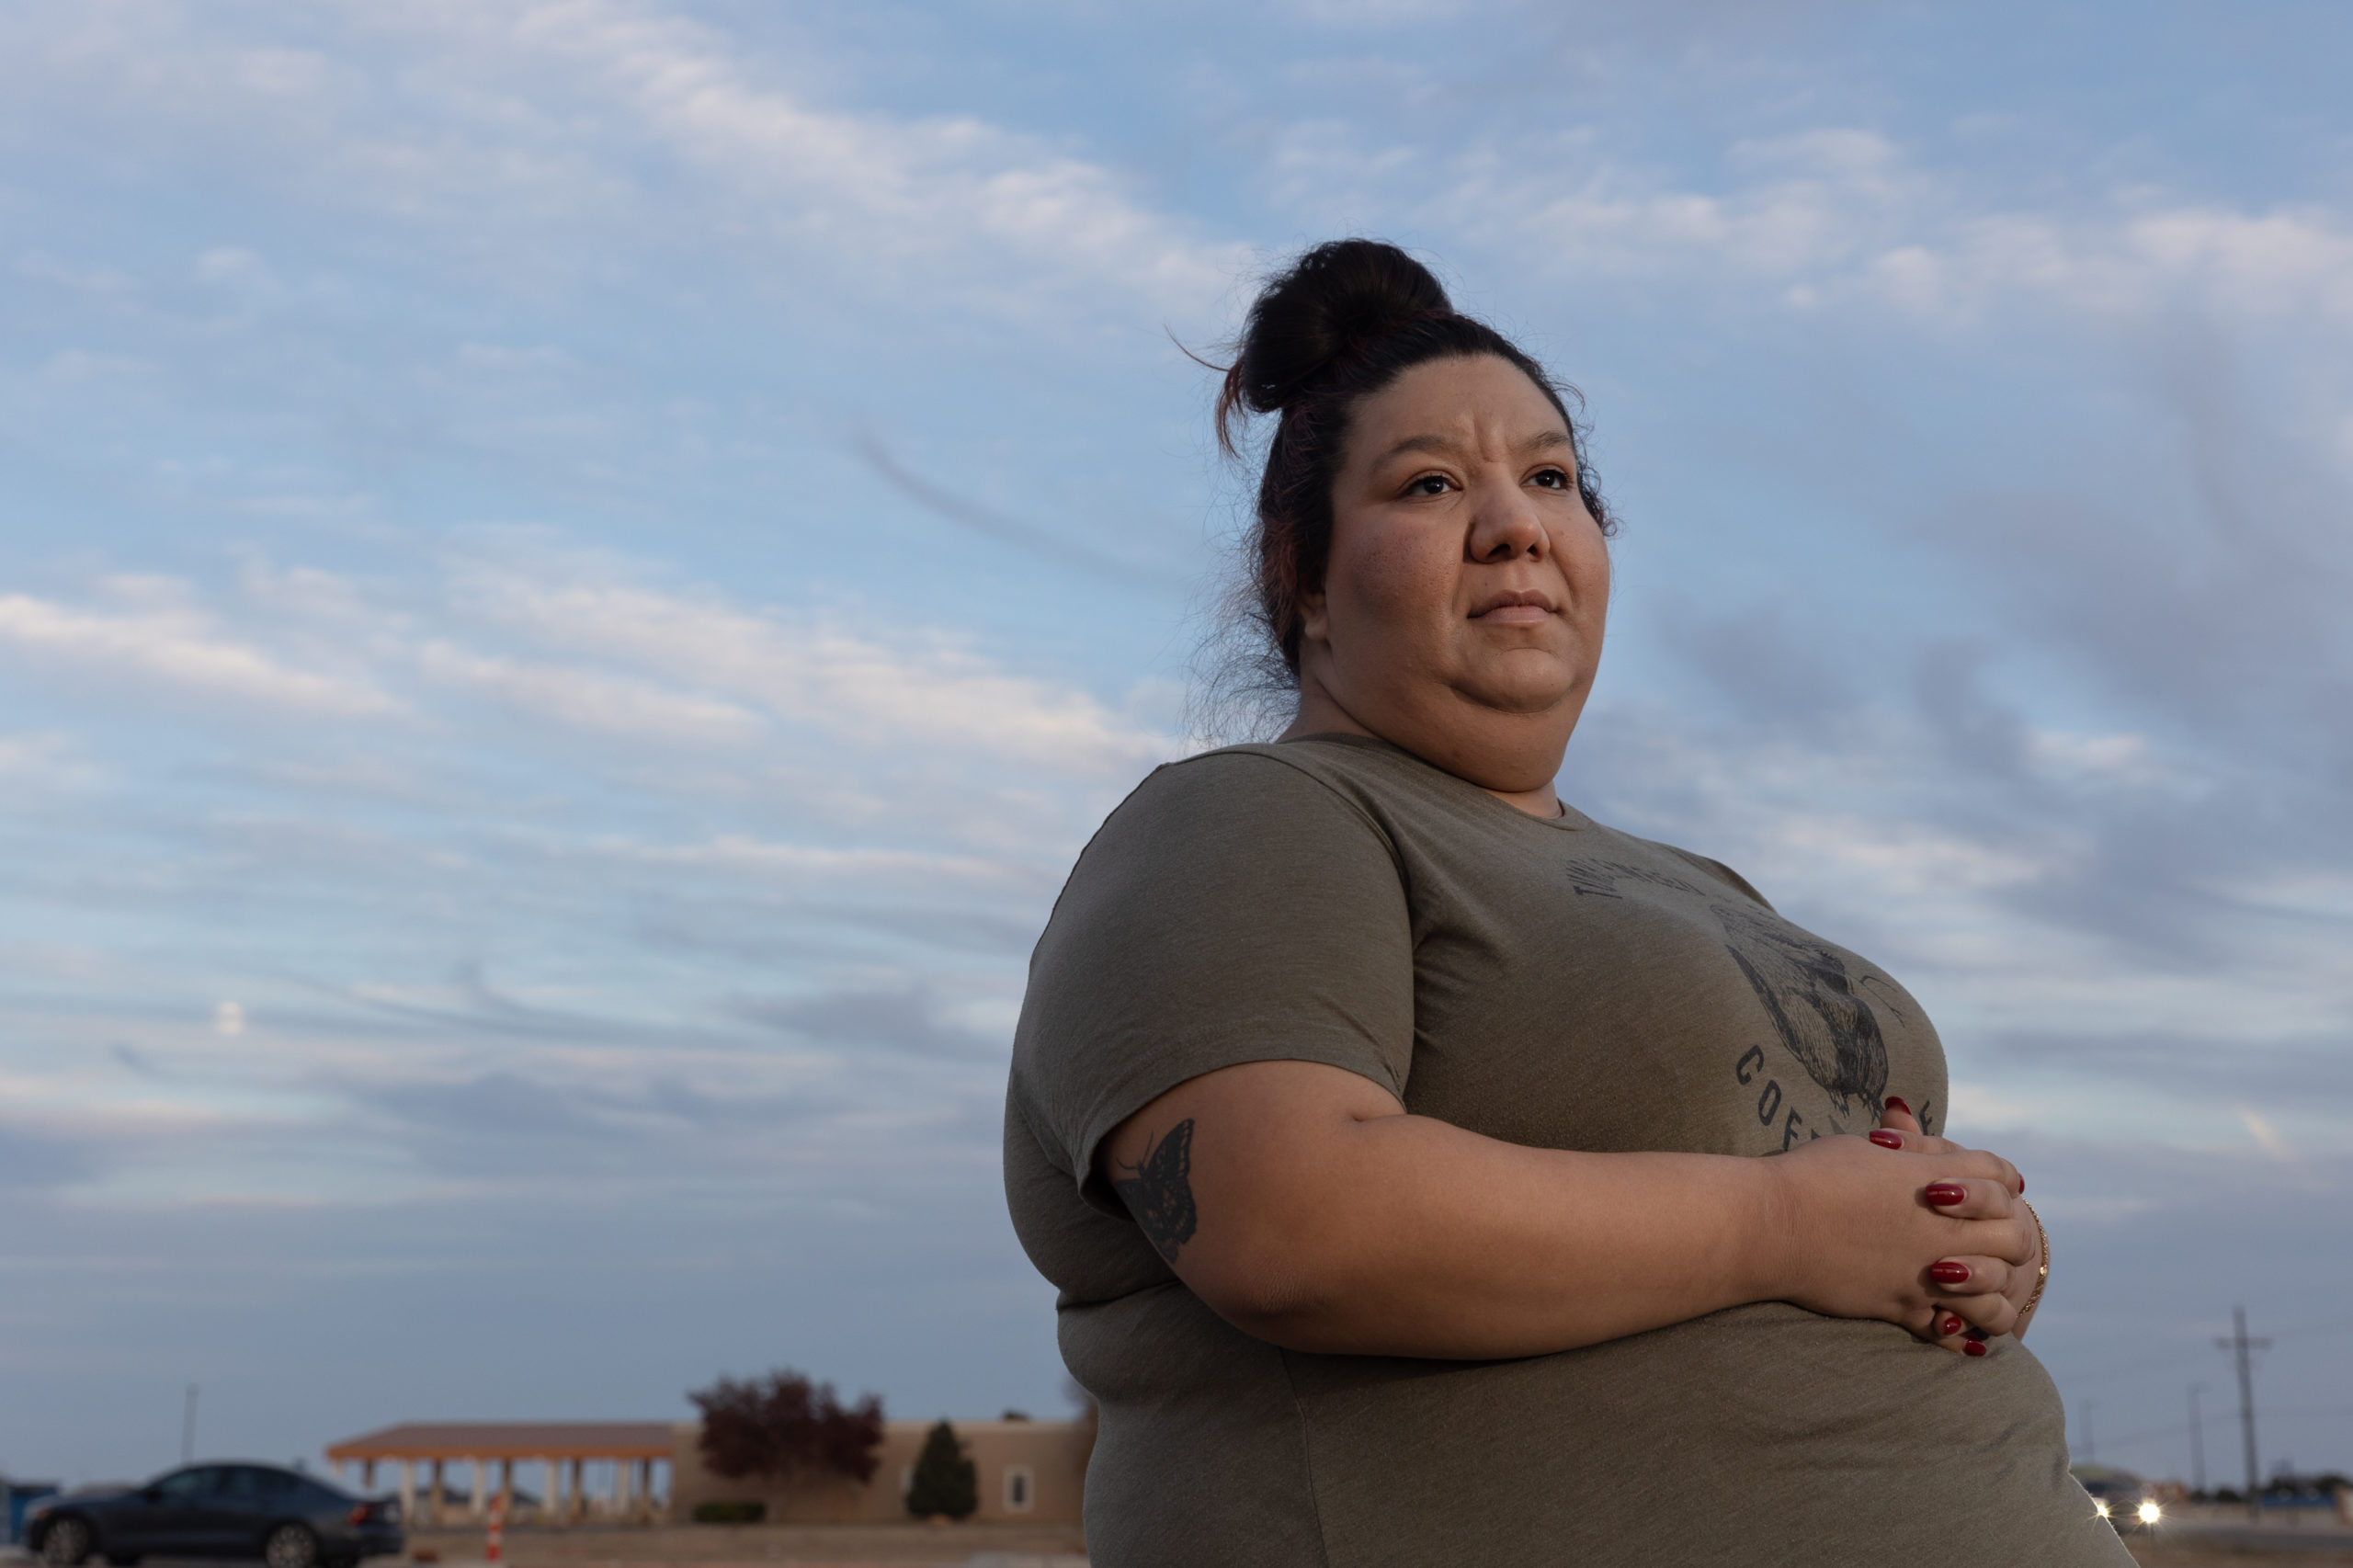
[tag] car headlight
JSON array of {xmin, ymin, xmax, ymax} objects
[
  {"xmin": 2137, "ymin": 1500, "xmax": 2162, "ymax": 1525},
  {"xmin": 2093, "ymin": 1497, "xmax": 2110, "ymax": 1518}
]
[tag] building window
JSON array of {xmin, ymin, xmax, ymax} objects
[{"xmin": 1003, "ymin": 1465, "xmax": 1034, "ymax": 1514}]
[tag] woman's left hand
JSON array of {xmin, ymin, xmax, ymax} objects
[{"xmin": 1874, "ymin": 1097, "xmax": 2043, "ymax": 1355}]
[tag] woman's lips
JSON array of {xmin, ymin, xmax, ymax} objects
[{"xmin": 1470, "ymin": 589, "xmax": 1558, "ymax": 626}]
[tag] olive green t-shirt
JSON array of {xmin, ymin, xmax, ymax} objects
[{"xmin": 1004, "ymin": 735, "xmax": 2123, "ymax": 1568}]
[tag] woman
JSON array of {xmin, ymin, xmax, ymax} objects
[{"xmin": 1004, "ymin": 241, "xmax": 2116, "ymax": 1565}]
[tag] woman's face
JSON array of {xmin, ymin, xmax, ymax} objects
[{"xmin": 1293, "ymin": 353, "xmax": 1611, "ymax": 797}]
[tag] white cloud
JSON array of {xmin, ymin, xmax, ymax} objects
[
  {"xmin": 445, "ymin": 558, "xmax": 1175, "ymax": 775},
  {"xmin": 417, "ymin": 640, "xmax": 769, "ymax": 746},
  {"xmin": 0, "ymin": 733, "xmax": 100, "ymax": 791},
  {"xmin": 490, "ymin": 0, "xmax": 1245, "ymax": 312},
  {"xmin": 2238, "ymin": 1104, "xmax": 2294, "ymax": 1162},
  {"xmin": 2023, "ymin": 729, "xmax": 2188, "ymax": 792},
  {"xmin": 1408, "ymin": 123, "xmax": 2353, "ymax": 336},
  {"xmin": 1, "ymin": 551, "xmax": 1177, "ymax": 786},
  {"xmin": 2, "ymin": 0, "xmax": 1247, "ymax": 323},
  {"xmin": 0, "ymin": 590, "xmax": 403, "ymax": 717},
  {"xmin": 607, "ymin": 835, "xmax": 1034, "ymax": 889}
]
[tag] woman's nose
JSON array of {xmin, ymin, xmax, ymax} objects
[{"xmin": 1466, "ymin": 482, "xmax": 1547, "ymax": 562}]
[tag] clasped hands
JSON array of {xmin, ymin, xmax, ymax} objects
[{"xmin": 1776, "ymin": 1096, "xmax": 2043, "ymax": 1357}]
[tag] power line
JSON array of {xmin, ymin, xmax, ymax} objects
[
  {"xmin": 2219, "ymin": 1305, "xmax": 2272, "ymax": 1525},
  {"xmin": 2054, "ymin": 1311, "xmax": 2353, "ymax": 1391},
  {"xmin": 2189, "ymin": 1384, "xmax": 2207, "ymax": 1494},
  {"xmin": 2072, "ymin": 1406, "xmax": 2353, "ymax": 1460}
]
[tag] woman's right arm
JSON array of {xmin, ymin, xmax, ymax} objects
[{"xmin": 1097, "ymin": 1057, "xmax": 2031, "ymax": 1359}]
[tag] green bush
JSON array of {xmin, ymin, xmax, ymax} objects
[
  {"xmin": 904, "ymin": 1420, "xmax": 977, "ymax": 1521},
  {"xmin": 690, "ymin": 1501, "xmax": 766, "ymax": 1525}
]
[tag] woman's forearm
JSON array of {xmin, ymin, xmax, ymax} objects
[
  {"xmin": 1190, "ymin": 1108, "xmax": 1791, "ymax": 1357},
  {"xmin": 1100, "ymin": 1058, "xmax": 2026, "ymax": 1358}
]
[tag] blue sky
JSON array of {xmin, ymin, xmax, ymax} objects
[{"xmin": 4, "ymin": 0, "xmax": 2351, "ymax": 1490}]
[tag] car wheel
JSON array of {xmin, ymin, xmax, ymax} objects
[
  {"xmin": 40, "ymin": 1517, "xmax": 93, "ymax": 1567},
  {"xmin": 263, "ymin": 1524, "xmax": 321, "ymax": 1568}
]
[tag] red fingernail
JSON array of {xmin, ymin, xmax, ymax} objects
[
  {"xmin": 1925, "ymin": 1182, "xmax": 1967, "ymax": 1207},
  {"xmin": 1885, "ymin": 1096, "xmax": 1911, "ymax": 1116},
  {"xmin": 1964, "ymin": 1339, "xmax": 1988, "ymax": 1358},
  {"xmin": 1930, "ymin": 1261, "xmax": 1972, "ymax": 1285},
  {"xmin": 1940, "ymin": 1313, "xmax": 1964, "ymax": 1335},
  {"xmin": 2018, "ymin": 1177, "xmax": 2025, "ymax": 1195},
  {"xmin": 1869, "ymin": 1130, "xmax": 1904, "ymax": 1150}
]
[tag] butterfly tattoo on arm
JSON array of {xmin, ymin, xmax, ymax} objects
[{"xmin": 1112, "ymin": 1119, "xmax": 1198, "ymax": 1265}]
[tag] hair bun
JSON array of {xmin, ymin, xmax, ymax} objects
[{"xmin": 1229, "ymin": 240, "xmax": 1452, "ymax": 419}]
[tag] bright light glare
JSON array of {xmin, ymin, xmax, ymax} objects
[
  {"xmin": 2137, "ymin": 1500, "xmax": 2162, "ymax": 1524},
  {"xmin": 2093, "ymin": 1498, "xmax": 2111, "ymax": 1518}
]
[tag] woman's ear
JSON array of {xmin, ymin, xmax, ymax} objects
[{"xmin": 1297, "ymin": 589, "xmax": 1329, "ymax": 649}]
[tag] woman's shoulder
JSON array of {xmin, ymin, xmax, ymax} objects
[
  {"xmin": 1107, "ymin": 736, "xmax": 1406, "ymax": 838},
  {"xmin": 1077, "ymin": 744, "xmax": 1402, "ymax": 885}
]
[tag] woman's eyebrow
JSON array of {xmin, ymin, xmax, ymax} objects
[
  {"xmin": 1378, "ymin": 432, "xmax": 1463, "ymax": 462},
  {"xmin": 1376, "ymin": 428, "xmax": 1574, "ymax": 463}
]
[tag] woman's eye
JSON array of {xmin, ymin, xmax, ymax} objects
[
  {"xmin": 1406, "ymin": 474, "xmax": 1452, "ymax": 496},
  {"xmin": 1530, "ymin": 467, "xmax": 1572, "ymax": 490}
]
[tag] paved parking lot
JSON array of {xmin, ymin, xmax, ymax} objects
[
  {"xmin": 2126, "ymin": 1527, "xmax": 2353, "ymax": 1566},
  {"xmin": 19, "ymin": 1519, "xmax": 2353, "ymax": 1566},
  {"xmin": 404, "ymin": 1525, "xmax": 1085, "ymax": 1567}
]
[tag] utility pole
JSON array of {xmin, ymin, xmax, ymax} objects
[
  {"xmin": 181, "ymin": 1384, "xmax": 199, "ymax": 1465},
  {"xmin": 2188, "ymin": 1383, "xmax": 2207, "ymax": 1495},
  {"xmin": 2217, "ymin": 1306, "xmax": 2270, "ymax": 1525}
]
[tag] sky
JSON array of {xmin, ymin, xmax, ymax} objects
[{"xmin": 3, "ymin": 0, "xmax": 2351, "ymax": 1493}]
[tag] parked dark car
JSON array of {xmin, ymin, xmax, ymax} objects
[{"xmin": 24, "ymin": 1463, "xmax": 402, "ymax": 1568}]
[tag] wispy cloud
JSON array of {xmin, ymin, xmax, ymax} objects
[
  {"xmin": 442, "ymin": 553, "xmax": 1173, "ymax": 775},
  {"xmin": 0, "ymin": 0, "xmax": 1247, "ymax": 325},
  {"xmin": 0, "ymin": 589, "xmax": 402, "ymax": 717}
]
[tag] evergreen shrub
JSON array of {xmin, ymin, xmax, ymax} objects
[{"xmin": 904, "ymin": 1420, "xmax": 978, "ymax": 1520}]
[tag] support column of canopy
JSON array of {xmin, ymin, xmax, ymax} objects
[
  {"xmin": 469, "ymin": 1458, "xmax": 487, "ymax": 1519},
  {"xmin": 498, "ymin": 1458, "xmax": 514, "ymax": 1517},
  {"xmin": 569, "ymin": 1458, "xmax": 585, "ymax": 1524},
  {"xmin": 429, "ymin": 1460, "xmax": 446, "ymax": 1527},
  {"xmin": 398, "ymin": 1461, "xmax": 416, "ymax": 1528},
  {"xmin": 614, "ymin": 1456, "xmax": 633, "ymax": 1520}
]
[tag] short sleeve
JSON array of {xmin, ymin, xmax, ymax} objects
[{"xmin": 1009, "ymin": 748, "xmax": 1415, "ymax": 1215}]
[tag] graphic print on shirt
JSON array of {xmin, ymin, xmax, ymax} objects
[
  {"xmin": 1563, "ymin": 858, "xmax": 1709, "ymax": 901},
  {"xmin": 1713, "ymin": 903, "xmax": 1890, "ymax": 1118}
]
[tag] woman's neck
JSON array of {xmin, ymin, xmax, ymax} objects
[{"xmin": 1280, "ymin": 691, "xmax": 1565, "ymax": 820}]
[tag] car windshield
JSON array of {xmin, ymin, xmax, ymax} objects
[
  {"xmin": 220, "ymin": 1468, "xmax": 299, "ymax": 1498},
  {"xmin": 152, "ymin": 1469, "xmax": 220, "ymax": 1500}
]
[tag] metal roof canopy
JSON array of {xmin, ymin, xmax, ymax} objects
[{"xmin": 327, "ymin": 1423, "xmax": 681, "ymax": 1460}]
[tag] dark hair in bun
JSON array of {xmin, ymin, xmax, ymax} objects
[{"xmin": 1211, "ymin": 239, "xmax": 1615, "ymax": 694}]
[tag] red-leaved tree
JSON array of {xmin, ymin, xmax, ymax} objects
[{"xmin": 690, "ymin": 1369, "xmax": 885, "ymax": 1485}]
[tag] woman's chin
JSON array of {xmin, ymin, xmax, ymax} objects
[{"xmin": 1446, "ymin": 671, "xmax": 1586, "ymax": 724}]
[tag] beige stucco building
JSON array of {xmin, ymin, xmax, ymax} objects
[
  {"xmin": 670, "ymin": 1418, "xmax": 1088, "ymax": 1525},
  {"xmin": 328, "ymin": 1416, "xmax": 1089, "ymax": 1528}
]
